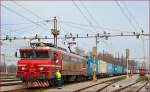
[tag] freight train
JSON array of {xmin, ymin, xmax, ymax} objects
[{"xmin": 16, "ymin": 43, "xmax": 126, "ymax": 87}]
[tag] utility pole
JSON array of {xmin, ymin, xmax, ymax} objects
[
  {"xmin": 126, "ymin": 48, "xmax": 129, "ymax": 78},
  {"xmin": 92, "ymin": 35, "xmax": 99, "ymax": 81},
  {"xmin": 51, "ymin": 16, "xmax": 60, "ymax": 47}
]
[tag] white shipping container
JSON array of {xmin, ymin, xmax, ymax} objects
[
  {"xmin": 97, "ymin": 60, "xmax": 101, "ymax": 73},
  {"xmin": 100, "ymin": 60, "xmax": 107, "ymax": 73}
]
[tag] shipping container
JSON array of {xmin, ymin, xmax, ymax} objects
[
  {"xmin": 118, "ymin": 65, "xmax": 122, "ymax": 74},
  {"xmin": 96, "ymin": 60, "xmax": 100, "ymax": 74},
  {"xmin": 106, "ymin": 63, "xmax": 113, "ymax": 75},
  {"xmin": 99, "ymin": 60, "xmax": 107, "ymax": 73},
  {"xmin": 113, "ymin": 64, "xmax": 118, "ymax": 74},
  {"xmin": 123, "ymin": 67, "xmax": 127, "ymax": 73},
  {"xmin": 86, "ymin": 56, "xmax": 94, "ymax": 76}
]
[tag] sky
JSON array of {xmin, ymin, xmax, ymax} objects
[{"xmin": 1, "ymin": 1, "xmax": 149, "ymax": 68}]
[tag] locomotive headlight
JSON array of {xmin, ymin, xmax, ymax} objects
[
  {"xmin": 39, "ymin": 67, "xmax": 44, "ymax": 71},
  {"xmin": 21, "ymin": 67, "xmax": 25, "ymax": 70}
]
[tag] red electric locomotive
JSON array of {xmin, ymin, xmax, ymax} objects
[
  {"xmin": 16, "ymin": 43, "xmax": 87, "ymax": 87},
  {"xmin": 139, "ymin": 68, "xmax": 145, "ymax": 76}
]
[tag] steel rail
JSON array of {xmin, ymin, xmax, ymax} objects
[{"xmin": 73, "ymin": 76, "xmax": 125, "ymax": 92}]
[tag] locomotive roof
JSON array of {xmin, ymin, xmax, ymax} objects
[{"xmin": 20, "ymin": 46, "xmax": 86, "ymax": 60}]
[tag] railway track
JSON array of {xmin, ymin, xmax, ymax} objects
[
  {"xmin": 73, "ymin": 76, "xmax": 125, "ymax": 92},
  {"xmin": 114, "ymin": 81, "xmax": 149, "ymax": 92},
  {"xmin": 0, "ymin": 81, "xmax": 22, "ymax": 86},
  {"xmin": 136, "ymin": 81, "xmax": 149, "ymax": 92},
  {"xmin": 3, "ymin": 75, "xmax": 126, "ymax": 92},
  {"xmin": 0, "ymin": 73, "xmax": 24, "ymax": 92},
  {"xmin": 0, "ymin": 73, "xmax": 22, "ymax": 86}
]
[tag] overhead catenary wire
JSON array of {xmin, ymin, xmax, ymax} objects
[
  {"xmin": 79, "ymin": 0, "xmax": 106, "ymax": 32},
  {"xmin": 59, "ymin": 23, "xmax": 70, "ymax": 35},
  {"xmin": 72, "ymin": 0, "xmax": 98, "ymax": 33},
  {"xmin": 121, "ymin": 1, "xmax": 144, "ymax": 31},
  {"xmin": 60, "ymin": 20, "xmax": 136, "ymax": 33},
  {"xmin": 59, "ymin": 22, "xmax": 94, "ymax": 50},
  {"xmin": 2, "ymin": 23, "xmax": 38, "ymax": 34},
  {"xmin": 115, "ymin": 1, "xmax": 138, "ymax": 32},
  {"xmin": 1, "ymin": 24, "xmax": 46, "ymax": 38},
  {"xmin": 73, "ymin": 0, "xmax": 113, "ymax": 53},
  {"xmin": 12, "ymin": 1, "xmax": 49, "ymax": 26},
  {"xmin": 60, "ymin": 22, "xmax": 93, "ymax": 33},
  {"xmin": 1, "ymin": 20, "xmax": 49, "ymax": 26},
  {"xmin": 1, "ymin": 4, "xmax": 49, "ymax": 31},
  {"xmin": 101, "ymin": 39, "xmax": 116, "ymax": 53},
  {"xmin": 74, "ymin": 0, "xmax": 115, "ymax": 49},
  {"xmin": 15, "ymin": 26, "xmax": 40, "ymax": 36}
]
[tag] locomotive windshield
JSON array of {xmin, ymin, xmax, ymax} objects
[
  {"xmin": 20, "ymin": 50, "xmax": 50, "ymax": 59},
  {"xmin": 20, "ymin": 51, "xmax": 33, "ymax": 59},
  {"xmin": 35, "ymin": 51, "xmax": 49, "ymax": 59}
]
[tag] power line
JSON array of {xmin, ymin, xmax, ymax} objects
[
  {"xmin": 59, "ymin": 23, "xmax": 70, "ymax": 35},
  {"xmin": 15, "ymin": 26, "xmax": 40, "ymax": 36},
  {"xmin": 60, "ymin": 22, "xmax": 93, "ymax": 32},
  {"xmin": 2, "ymin": 4, "xmax": 49, "ymax": 31},
  {"xmin": 78, "ymin": 1, "xmax": 121, "ymax": 52},
  {"xmin": 1, "ymin": 20, "xmax": 49, "ymax": 26},
  {"xmin": 2, "ymin": 24, "xmax": 37, "ymax": 33},
  {"xmin": 60, "ymin": 20, "xmax": 135, "ymax": 33},
  {"xmin": 79, "ymin": 0, "xmax": 105, "ymax": 32},
  {"xmin": 121, "ymin": 1, "xmax": 143, "ymax": 31},
  {"xmin": 12, "ymin": 1, "xmax": 48, "ymax": 25},
  {"xmin": 72, "ymin": 0, "xmax": 98, "ymax": 33},
  {"xmin": 115, "ymin": 1, "xmax": 138, "ymax": 32}
]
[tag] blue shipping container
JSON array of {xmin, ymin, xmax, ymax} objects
[
  {"xmin": 113, "ymin": 64, "xmax": 118, "ymax": 74},
  {"xmin": 86, "ymin": 56, "xmax": 94, "ymax": 76},
  {"xmin": 107, "ymin": 63, "xmax": 113, "ymax": 74},
  {"xmin": 118, "ymin": 66, "xmax": 122, "ymax": 74}
]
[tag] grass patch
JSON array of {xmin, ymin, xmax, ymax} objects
[
  {"xmin": 117, "ymin": 76, "xmax": 126, "ymax": 81},
  {"xmin": 136, "ymin": 75, "xmax": 148, "ymax": 82}
]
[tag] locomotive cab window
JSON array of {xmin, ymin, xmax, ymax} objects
[
  {"xmin": 35, "ymin": 50, "xmax": 49, "ymax": 59},
  {"xmin": 20, "ymin": 51, "xmax": 34, "ymax": 59}
]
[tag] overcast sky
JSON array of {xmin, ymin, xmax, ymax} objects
[{"xmin": 1, "ymin": 1, "xmax": 149, "ymax": 67}]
